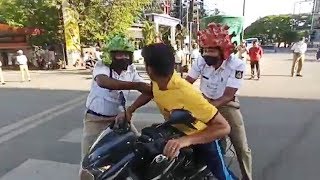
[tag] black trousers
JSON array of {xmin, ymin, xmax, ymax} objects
[{"xmin": 250, "ymin": 61, "xmax": 260, "ymax": 78}]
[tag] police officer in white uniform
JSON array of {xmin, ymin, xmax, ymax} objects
[
  {"xmin": 80, "ymin": 35, "xmax": 150, "ymax": 180},
  {"xmin": 185, "ymin": 23, "xmax": 252, "ymax": 180}
]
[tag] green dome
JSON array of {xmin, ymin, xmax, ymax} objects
[{"xmin": 101, "ymin": 34, "xmax": 135, "ymax": 66}]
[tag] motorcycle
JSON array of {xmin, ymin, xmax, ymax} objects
[{"xmin": 82, "ymin": 92, "xmax": 215, "ymax": 180}]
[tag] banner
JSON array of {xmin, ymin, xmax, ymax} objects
[
  {"xmin": 61, "ymin": 0, "xmax": 81, "ymax": 65},
  {"xmin": 200, "ymin": 15, "xmax": 244, "ymax": 45}
]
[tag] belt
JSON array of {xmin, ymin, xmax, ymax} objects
[{"xmin": 86, "ymin": 109, "xmax": 114, "ymax": 118}]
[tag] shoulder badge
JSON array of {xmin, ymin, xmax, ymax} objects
[{"xmin": 235, "ymin": 70, "xmax": 243, "ymax": 79}]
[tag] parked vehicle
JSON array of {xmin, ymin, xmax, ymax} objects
[{"xmin": 245, "ymin": 38, "xmax": 259, "ymax": 49}]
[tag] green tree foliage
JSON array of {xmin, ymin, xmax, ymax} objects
[
  {"xmin": 143, "ymin": 0, "xmax": 164, "ymax": 14},
  {"xmin": 61, "ymin": 0, "xmax": 151, "ymax": 44},
  {"xmin": 244, "ymin": 14, "xmax": 311, "ymax": 44},
  {"xmin": 142, "ymin": 21, "xmax": 156, "ymax": 46},
  {"xmin": 0, "ymin": 0, "xmax": 151, "ymax": 46}
]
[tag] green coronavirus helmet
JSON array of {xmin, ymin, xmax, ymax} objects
[{"xmin": 101, "ymin": 34, "xmax": 135, "ymax": 66}]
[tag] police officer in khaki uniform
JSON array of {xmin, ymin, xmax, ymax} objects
[
  {"xmin": 186, "ymin": 23, "xmax": 252, "ymax": 180},
  {"xmin": 80, "ymin": 35, "xmax": 150, "ymax": 180}
]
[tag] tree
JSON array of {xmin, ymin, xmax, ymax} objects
[
  {"xmin": 58, "ymin": 0, "xmax": 151, "ymax": 44},
  {"xmin": 143, "ymin": 0, "xmax": 164, "ymax": 14},
  {"xmin": 244, "ymin": 14, "xmax": 310, "ymax": 44},
  {"xmin": 142, "ymin": 21, "xmax": 156, "ymax": 46},
  {"xmin": 0, "ymin": 0, "xmax": 151, "ymax": 45}
]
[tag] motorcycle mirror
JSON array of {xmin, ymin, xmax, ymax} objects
[{"xmin": 161, "ymin": 109, "xmax": 196, "ymax": 129}]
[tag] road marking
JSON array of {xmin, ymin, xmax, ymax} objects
[
  {"xmin": 0, "ymin": 95, "xmax": 86, "ymax": 138},
  {"xmin": 0, "ymin": 96, "xmax": 86, "ymax": 145},
  {"xmin": 0, "ymin": 159, "xmax": 79, "ymax": 180},
  {"xmin": 59, "ymin": 128, "xmax": 82, "ymax": 143}
]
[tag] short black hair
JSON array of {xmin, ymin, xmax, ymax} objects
[{"xmin": 142, "ymin": 43, "xmax": 175, "ymax": 77}]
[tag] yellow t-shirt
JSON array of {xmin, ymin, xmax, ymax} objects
[{"xmin": 152, "ymin": 72, "xmax": 218, "ymax": 135}]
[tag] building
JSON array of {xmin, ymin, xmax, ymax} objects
[{"xmin": 0, "ymin": 23, "xmax": 41, "ymax": 66}]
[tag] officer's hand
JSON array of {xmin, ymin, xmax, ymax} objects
[
  {"xmin": 115, "ymin": 110, "xmax": 133, "ymax": 122},
  {"xmin": 137, "ymin": 82, "xmax": 152, "ymax": 94}
]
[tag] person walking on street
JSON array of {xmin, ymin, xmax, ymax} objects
[
  {"xmin": 16, "ymin": 50, "xmax": 31, "ymax": 82},
  {"xmin": 291, "ymin": 37, "xmax": 307, "ymax": 77},
  {"xmin": 174, "ymin": 43, "xmax": 185, "ymax": 77},
  {"xmin": 248, "ymin": 41, "xmax": 263, "ymax": 80},
  {"xmin": 0, "ymin": 60, "xmax": 5, "ymax": 85},
  {"xmin": 237, "ymin": 41, "xmax": 248, "ymax": 61},
  {"xmin": 191, "ymin": 43, "xmax": 201, "ymax": 65},
  {"xmin": 79, "ymin": 34, "xmax": 150, "ymax": 180},
  {"xmin": 185, "ymin": 23, "xmax": 253, "ymax": 180}
]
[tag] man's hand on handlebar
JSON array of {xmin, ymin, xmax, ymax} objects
[
  {"xmin": 115, "ymin": 105, "xmax": 136, "ymax": 123},
  {"xmin": 163, "ymin": 137, "xmax": 191, "ymax": 159}
]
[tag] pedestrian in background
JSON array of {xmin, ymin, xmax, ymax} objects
[
  {"xmin": 16, "ymin": 50, "xmax": 31, "ymax": 82},
  {"xmin": 248, "ymin": 40, "xmax": 263, "ymax": 80},
  {"xmin": 0, "ymin": 60, "xmax": 5, "ymax": 85},
  {"xmin": 190, "ymin": 43, "xmax": 200, "ymax": 65},
  {"xmin": 291, "ymin": 37, "xmax": 307, "ymax": 77},
  {"xmin": 237, "ymin": 41, "xmax": 248, "ymax": 61},
  {"xmin": 232, "ymin": 41, "xmax": 238, "ymax": 55},
  {"xmin": 174, "ymin": 43, "xmax": 184, "ymax": 76}
]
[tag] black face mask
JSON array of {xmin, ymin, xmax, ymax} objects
[
  {"xmin": 110, "ymin": 59, "xmax": 131, "ymax": 71},
  {"xmin": 203, "ymin": 56, "xmax": 220, "ymax": 66}
]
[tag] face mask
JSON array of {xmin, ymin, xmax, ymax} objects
[
  {"xmin": 110, "ymin": 58, "xmax": 131, "ymax": 71},
  {"xmin": 203, "ymin": 56, "xmax": 220, "ymax": 66}
]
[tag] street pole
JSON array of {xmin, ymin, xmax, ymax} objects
[
  {"xmin": 311, "ymin": 0, "xmax": 317, "ymax": 31},
  {"xmin": 189, "ymin": 21, "xmax": 193, "ymax": 51},
  {"xmin": 242, "ymin": 0, "xmax": 246, "ymax": 41},
  {"xmin": 180, "ymin": 0, "xmax": 183, "ymax": 20},
  {"xmin": 186, "ymin": 1, "xmax": 189, "ymax": 34},
  {"xmin": 310, "ymin": 0, "xmax": 317, "ymax": 43},
  {"xmin": 196, "ymin": 3, "xmax": 200, "ymax": 32}
]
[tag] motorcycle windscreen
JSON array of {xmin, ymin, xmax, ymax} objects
[{"xmin": 82, "ymin": 128, "xmax": 137, "ymax": 178}]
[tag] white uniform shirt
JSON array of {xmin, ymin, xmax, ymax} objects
[
  {"xmin": 291, "ymin": 41, "xmax": 307, "ymax": 54},
  {"xmin": 175, "ymin": 50, "xmax": 184, "ymax": 64},
  {"xmin": 16, "ymin": 55, "xmax": 28, "ymax": 65},
  {"xmin": 188, "ymin": 56, "xmax": 246, "ymax": 99},
  {"xmin": 191, "ymin": 49, "xmax": 200, "ymax": 59},
  {"xmin": 95, "ymin": 51, "xmax": 102, "ymax": 60},
  {"xmin": 85, "ymin": 61, "xmax": 144, "ymax": 116}
]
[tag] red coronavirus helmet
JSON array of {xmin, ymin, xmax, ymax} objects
[{"xmin": 197, "ymin": 23, "xmax": 234, "ymax": 60}]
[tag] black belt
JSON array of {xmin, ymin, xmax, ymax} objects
[{"xmin": 86, "ymin": 109, "xmax": 114, "ymax": 118}]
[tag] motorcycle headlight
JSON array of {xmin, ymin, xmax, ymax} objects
[
  {"xmin": 98, "ymin": 165, "xmax": 111, "ymax": 172},
  {"xmin": 84, "ymin": 165, "xmax": 112, "ymax": 179}
]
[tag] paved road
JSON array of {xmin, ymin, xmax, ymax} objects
[{"xmin": 0, "ymin": 53, "xmax": 319, "ymax": 180}]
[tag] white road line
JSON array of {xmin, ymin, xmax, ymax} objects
[
  {"xmin": 0, "ymin": 95, "xmax": 86, "ymax": 137},
  {"xmin": 0, "ymin": 159, "xmax": 79, "ymax": 180},
  {"xmin": 0, "ymin": 96, "xmax": 85, "ymax": 145},
  {"xmin": 59, "ymin": 128, "xmax": 82, "ymax": 143}
]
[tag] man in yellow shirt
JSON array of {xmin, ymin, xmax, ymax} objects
[{"xmin": 122, "ymin": 43, "xmax": 237, "ymax": 180}]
